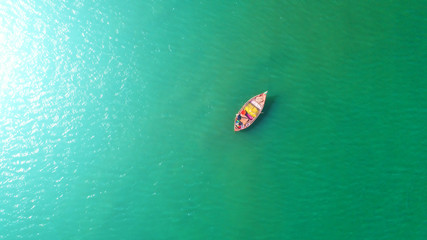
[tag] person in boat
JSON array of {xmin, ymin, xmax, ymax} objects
[{"xmin": 236, "ymin": 112, "xmax": 249, "ymax": 129}]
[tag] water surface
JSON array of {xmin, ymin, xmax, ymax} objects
[{"xmin": 1, "ymin": 1, "xmax": 426, "ymax": 239}]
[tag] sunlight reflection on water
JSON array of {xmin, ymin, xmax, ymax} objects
[{"xmin": 0, "ymin": 0, "xmax": 137, "ymax": 237}]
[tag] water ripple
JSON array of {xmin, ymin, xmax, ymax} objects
[{"xmin": 1, "ymin": 0, "xmax": 141, "ymax": 238}]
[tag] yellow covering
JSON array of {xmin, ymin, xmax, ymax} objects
[{"xmin": 244, "ymin": 103, "xmax": 259, "ymax": 117}]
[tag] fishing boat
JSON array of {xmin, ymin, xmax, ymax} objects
[{"xmin": 234, "ymin": 91, "xmax": 268, "ymax": 131}]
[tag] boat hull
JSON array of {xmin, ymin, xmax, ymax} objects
[{"xmin": 234, "ymin": 91, "xmax": 268, "ymax": 131}]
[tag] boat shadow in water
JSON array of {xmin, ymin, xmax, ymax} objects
[{"xmin": 245, "ymin": 95, "xmax": 276, "ymax": 132}]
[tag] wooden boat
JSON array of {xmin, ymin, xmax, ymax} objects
[{"xmin": 234, "ymin": 91, "xmax": 268, "ymax": 131}]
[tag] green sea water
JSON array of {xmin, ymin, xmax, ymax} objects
[{"xmin": 1, "ymin": 1, "xmax": 426, "ymax": 239}]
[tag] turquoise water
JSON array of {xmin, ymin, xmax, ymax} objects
[{"xmin": 1, "ymin": 1, "xmax": 427, "ymax": 239}]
